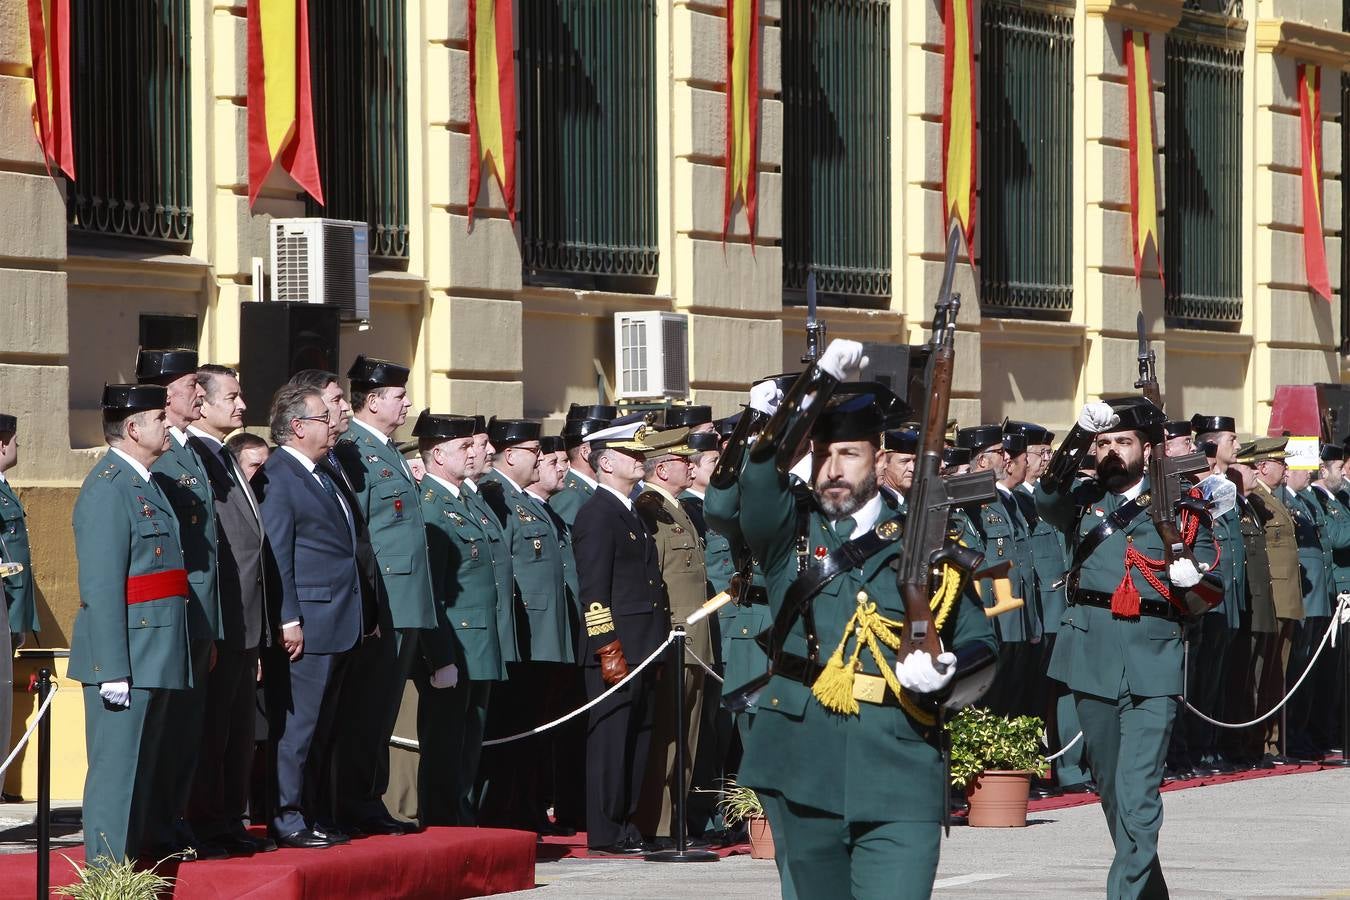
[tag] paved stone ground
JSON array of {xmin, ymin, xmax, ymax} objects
[{"xmin": 4, "ymin": 768, "xmax": 1348, "ymax": 898}]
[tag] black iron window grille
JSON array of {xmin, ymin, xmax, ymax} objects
[
  {"xmin": 307, "ymin": 0, "xmax": 409, "ymax": 263},
  {"xmin": 781, "ymin": 0, "xmax": 891, "ymax": 304},
  {"xmin": 518, "ymin": 0, "xmax": 659, "ymax": 288},
  {"xmin": 1163, "ymin": 27, "xmax": 1244, "ymax": 329},
  {"xmin": 68, "ymin": 0, "xmax": 192, "ymax": 246},
  {"xmin": 978, "ymin": 0, "xmax": 1074, "ymax": 319}
]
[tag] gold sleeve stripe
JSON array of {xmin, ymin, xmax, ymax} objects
[{"xmin": 585, "ymin": 601, "xmax": 615, "ymax": 637}]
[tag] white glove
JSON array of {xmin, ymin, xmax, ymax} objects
[
  {"xmin": 748, "ymin": 380, "xmax": 783, "ymax": 416},
  {"xmin": 1077, "ymin": 402, "xmax": 1120, "ymax": 433},
  {"xmin": 99, "ymin": 680, "xmax": 131, "ymax": 708},
  {"xmin": 430, "ymin": 663, "xmax": 459, "ymax": 690},
  {"xmin": 1168, "ymin": 558, "xmax": 1202, "ymax": 589},
  {"xmin": 895, "ymin": 651, "xmax": 957, "ymax": 694},
  {"xmin": 818, "ymin": 339, "xmax": 869, "ymax": 382}
]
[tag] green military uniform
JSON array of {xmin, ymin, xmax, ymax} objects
[
  {"xmin": 0, "ymin": 474, "xmax": 37, "ymax": 637},
  {"xmin": 1038, "ymin": 398, "xmax": 1222, "ymax": 900},
  {"xmin": 550, "ymin": 469, "xmax": 597, "ymax": 527},
  {"xmin": 464, "ymin": 479, "xmax": 517, "ymax": 661},
  {"xmin": 1183, "ymin": 499, "xmax": 1244, "ymax": 772},
  {"xmin": 69, "ymin": 388, "xmax": 193, "ymax": 865},
  {"xmin": 1223, "ymin": 490, "xmax": 1275, "ymax": 763},
  {"xmin": 726, "ymin": 376, "xmax": 996, "ymax": 900},
  {"xmin": 550, "ymin": 405, "xmax": 615, "ymax": 527},
  {"xmin": 417, "ymin": 460, "xmax": 506, "ymax": 826}
]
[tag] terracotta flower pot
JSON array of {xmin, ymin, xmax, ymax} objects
[
  {"xmin": 965, "ymin": 769, "xmax": 1032, "ymax": 827},
  {"xmin": 747, "ymin": 815, "xmax": 776, "ymax": 859}
]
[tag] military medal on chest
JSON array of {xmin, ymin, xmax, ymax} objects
[{"xmin": 393, "ymin": 497, "xmax": 404, "ymax": 519}]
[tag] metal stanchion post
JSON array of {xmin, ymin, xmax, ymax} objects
[
  {"xmin": 646, "ymin": 628, "xmax": 718, "ymax": 863},
  {"xmin": 36, "ymin": 668, "xmax": 51, "ymax": 900}
]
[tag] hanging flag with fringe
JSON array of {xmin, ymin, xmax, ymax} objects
[
  {"xmin": 724, "ymin": 0, "xmax": 761, "ymax": 239},
  {"xmin": 942, "ymin": 0, "xmax": 976, "ymax": 247},
  {"xmin": 1298, "ymin": 63, "xmax": 1332, "ymax": 302},
  {"xmin": 468, "ymin": 0, "xmax": 516, "ymax": 222},
  {"xmin": 246, "ymin": 0, "xmax": 323, "ymax": 206},
  {"xmin": 1124, "ymin": 29, "xmax": 1162, "ymax": 284},
  {"xmin": 26, "ymin": 0, "xmax": 74, "ymax": 179}
]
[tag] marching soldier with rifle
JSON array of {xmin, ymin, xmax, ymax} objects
[
  {"xmin": 1035, "ymin": 326, "xmax": 1223, "ymax": 899},
  {"xmin": 711, "ymin": 247, "xmax": 997, "ymax": 896}
]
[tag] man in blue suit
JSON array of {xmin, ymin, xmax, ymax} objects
[{"xmin": 256, "ymin": 384, "xmax": 365, "ymax": 849}]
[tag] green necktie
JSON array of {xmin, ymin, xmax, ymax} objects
[{"xmin": 834, "ymin": 515, "xmax": 856, "ymax": 539}]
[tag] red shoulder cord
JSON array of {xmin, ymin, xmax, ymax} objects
[{"xmin": 1110, "ymin": 487, "xmax": 1217, "ymax": 618}]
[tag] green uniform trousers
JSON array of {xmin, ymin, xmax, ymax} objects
[
  {"xmin": 415, "ymin": 675, "xmax": 491, "ymax": 826},
  {"xmin": 82, "ymin": 684, "xmax": 173, "ymax": 864},
  {"xmin": 763, "ymin": 794, "xmax": 939, "ymax": 900},
  {"xmin": 1075, "ymin": 685, "xmax": 1177, "ymax": 900},
  {"xmin": 151, "ymin": 636, "xmax": 212, "ymax": 845},
  {"xmin": 735, "ymin": 712, "xmax": 797, "ymax": 900}
]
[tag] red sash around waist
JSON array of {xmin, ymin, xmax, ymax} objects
[{"xmin": 126, "ymin": 569, "xmax": 189, "ymax": 605}]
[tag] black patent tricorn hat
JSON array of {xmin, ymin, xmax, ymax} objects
[
  {"xmin": 135, "ymin": 348, "xmax": 198, "ymax": 384},
  {"xmin": 411, "ymin": 409, "xmax": 476, "ymax": 440},
  {"xmin": 347, "ymin": 354, "xmax": 409, "ymax": 388},
  {"xmin": 102, "ymin": 383, "xmax": 167, "ymax": 415}
]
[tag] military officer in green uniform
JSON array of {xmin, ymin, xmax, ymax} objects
[
  {"xmin": 413, "ymin": 411, "xmax": 505, "ymax": 826},
  {"xmin": 330, "ymin": 356, "xmax": 441, "ymax": 835},
  {"xmin": 69, "ymin": 384, "xmax": 193, "ymax": 864},
  {"xmin": 1037, "ymin": 397, "xmax": 1223, "ymax": 900},
  {"xmin": 720, "ymin": 342, "xmax": 996, "ymax": 898},
  {"xmin": 550, "ymin": 404, "xmax": 616, "ymax": 526},
  {"xmin": 477, "ymin": 417, "xmax": 574, "ymax": 830},
  {"xmin": 0, "ymin": 413, "xmax": 35, "ymax": 768},
  {"xmin": 879, "ymin": 426, "xmax": 918, "ymax": 509},
  {"xmin": 136, "ymin": 348, "xmax": 224, "ymax": 859},
  {"xmin": 1309, "ymin": 445, "xmax": 1350, "ymax": 753}
]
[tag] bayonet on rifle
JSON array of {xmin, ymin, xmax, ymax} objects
[{"xmin": 801, "ymin": 271, "xmax": 826, "ymax": 364}]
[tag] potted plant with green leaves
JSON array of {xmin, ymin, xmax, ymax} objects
[
  {"xmin": 949, "ymin": 706, "xmax": 1048, "ymax": 827},
  {"xmin": 716, "ymin": 780, "xmax": 774, "ymax": 859}
]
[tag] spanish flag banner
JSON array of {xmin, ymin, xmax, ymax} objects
[
  {"xmin": 246, "ymin": 0, "xmax": 323, "ymax": 206},
  {"xmin": 1124, "ymin": 30, "xmax": 1162, "ymax": 283},
  {"xmin": 942, "ymin": 0, "xmax": 976, "ymax": 247},
  {"xmin": 26, "ymin": 0, "xmax": 73, "ymax": 179},
  {"xmin": 724, "ymin": 0, "xmax": 761, "ymax": 239},
  {"xmin": 468, "ymin": 0, "xmax": 516, "ymax": 222},
  {"xmin": 1298, "ymin": 63, "xmax": 1332, "ymax": 302}
]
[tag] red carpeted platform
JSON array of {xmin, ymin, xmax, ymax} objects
[{"xmin": 0, "ymin": 827, "xmax": 536, "ymax": 900}]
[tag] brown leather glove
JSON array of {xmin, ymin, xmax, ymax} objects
[{"xmin": 597, "ymin": 639, "xmax": 629, "ymax": 686}]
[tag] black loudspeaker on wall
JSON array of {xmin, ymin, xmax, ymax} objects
[
  {"xmin": 1316, "ymin": 383, "xmax": 1350, "ymax": 445},
  {"xmin": 239, "ymin": 302, "xmax": 341, "ymax": 426},
  {"xmin": 861, "ymin": 342, "xmax": 931, "ymax": 419}
]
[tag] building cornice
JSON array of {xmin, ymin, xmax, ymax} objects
[
  {"xmin": 1083, "ymin": 0, "xmax": 1185, "ymax": 33},
  {"xmin": 1254, "ymin": 19, "xmax": 1350, "ymax": 70}
]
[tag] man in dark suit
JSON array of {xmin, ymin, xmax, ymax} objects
[
  {"xmin": 255, "ymin": 384, "xmax": 365, "ymax": 849},
  {"xmin": 571, "ymin": 421, "xmax": 671, "ymax": 856},
  {"xmin": 186, "ymin": 365, "xmax": 276, "ymax": 853},
  {"xmin": 136, "ymin": 348, "xmax": 224, "ymax": 860}
]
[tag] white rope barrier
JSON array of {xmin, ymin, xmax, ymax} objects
[
  {"xmin": 1178, "ymin": 595, "xmax": 1349, "ymax": 730},
  {"xmin": 391, "ymin": 631, "xmax": 680, "ymax": 752},
  {"xmin": 1044, "ymin": 729, "xmax": 1082, "ymax": 763},
  {"xmin": 0, "ymin": 683, "xmax": 57, "ymax": 779},
  {"xmin": 682, "ymin": 644, "xmax": 724, "ymax": 685}
]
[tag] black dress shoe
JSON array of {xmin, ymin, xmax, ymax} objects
[
  {"xmin": 357, "ymin": 815, "xmax": 414, "ymax": 836},
  {"xmin": 588, "ymin": 838, "xmax": 646, "ymax": 857},
  {"xmin": 188, "ymin": 840, "xmax": 230, "ymax": 861},
  {"xmin": 1061, "ymin": 782, "xmax": 1096, "ymax": 795},
  {"xmin": 536, "ymin": 821, "xmax": 577, "ymax": 837},
  {"xmin": 274, "ymin": 829, "xmax": 335, "ymax": 850},
  {"xmin": 312, "ymin": 825, "xmax": 351, "ymax": 845},
  {"xmin": 213, "ymin": 831, "xmax": 277, "ymax": 854}
]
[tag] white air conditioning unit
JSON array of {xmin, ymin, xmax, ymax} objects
[
  {"xmin": 614, "ymin": 311, "xmax": 689, "ymax": 400},
  {"xmin": 269, "ymin": 217, "xmax": 370, "ymax": 321}
]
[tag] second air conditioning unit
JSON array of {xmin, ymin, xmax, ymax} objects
[
  {"xmin": 613, "ymin": 311, "xmax": 689, "ymax": 400},
  {"xmin": 269, "ymin": 217, "xmax": 371, "ymax": 321}
]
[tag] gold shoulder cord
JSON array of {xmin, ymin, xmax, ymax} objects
[{"xmin": 810, "ymin": 563, "xmax": 963, "ymax": 725}]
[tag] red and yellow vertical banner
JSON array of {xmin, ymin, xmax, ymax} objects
[
  {"xmin": 942, "ymin": 0, "xmax": 976, "ymax": 247},
  {"xmin": 1124, "ymin": 29, "xmax": 1162, "ymax": 283},
  {"xmin": 26, "ymin": 0, "xmax": 74, "ymax": 179},
  {"xmin": 246, "ymin": 0, "xmax": 323, "ymax": 206},
  {"xmin": 468, "ymin": 0, "xmax": 516, "ymax": 222},
  {"xmin": 1299, "ymin": 63, "xmax": 1332, "ymax": 302},
  {"xmin": 724, "ymin": 0, "xmax": 761, "ymax": 239}
]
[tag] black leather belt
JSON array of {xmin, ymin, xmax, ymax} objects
[
  {"xmin": 769, "ymin": 652, "xmax": 906, "ymax": 709},
  {"xmin": 742, "ymin": 586, "xmax": 769, "ymax": 605},
  {"xmin": 1072, "ymin": 589, "xmax": 1179, "ymax": 621}
]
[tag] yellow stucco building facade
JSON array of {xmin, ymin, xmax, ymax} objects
[{"xmin": 1, "ymin": 0, "xmax": 1349, "ymax": 780}]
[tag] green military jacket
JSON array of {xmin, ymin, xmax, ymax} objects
[
  {"xmin": 152, "ymin": 435, "xmax": 220, "ymax": 641},
  {"xmin": 705, "ymin": 474, "xmax": 774, "ymax": 700},
  {"xmin": 1310, "ymin": 485, "xmax": 1350, "ymax": 597},
  {"xmin": 972, "ymin": 490, "xmax": 1040, "ymax": 643},
  {"xmin": 0, "ymin": 479, "xmax": 37, "ymax": 634},
  {"xmin": 1252, "ymin": 482, "xmax": 1304, "ymax": 621},
  {"xmin": 420, "ymin": 476, "xmax": 506, "ymax": 681},
  {"xmin": 637, "ymin": 486, "xmax": 713, "ymax": 663},
  {"xmin": 1037, "ymin": 477, "xmax": 1219, "ymax": 700},
  {"xmin": 479, "ymin": 469, "xmax": 573, "ymax": 664},
  {"xmin": 1015, "ymin": 482, "xmax": 1068, "ymax": 635},
  {"xmin": 1238, "ymin": 494, "xmax": 1277, "ymax": 634},
  {"xmin": 549, "ymin": 469, "xmax": 596, "ymax": 527},
  {"xmin": 1288, "ymin": 487, "xmax": 1334, "ymax": 619},
  {"xmin": 336, "ymin": 423, "xmax": 439, "ymax": 631},
  {"xmin": 733, "ymin": 456, "xmax": 996, "ymax": 823},
  {"xmin": 68, "ymin": 451, "xmax": 193, "ymax": 690},
  {"xmin": 1209, "ymin": 507, "xmax": 1246, "ymax": 629},
  {"xmin": 463, "ymin": 481, "xmax": 518, "ymax": 664}
]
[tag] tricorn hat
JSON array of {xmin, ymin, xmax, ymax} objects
[
  {"xmin": 664, "ymin": 405, "xmax": 713, "ymax": 429},
  {"xmin": 883, "ymin": 428, "xmax": 919, "ymax": 454},
  {"xmin": 562, "ymin": 417, "xmax": 612, "ymax": 450},
  {"xmin": 1164, "ymin": 420, "xmax": 1193, "ymax": 439},
  {"xmin": 539, "ymin": 435, "xmax": 564, "ymax": 455},
  {"xmin": 942, "ymin": 446, "xmax": 972, "ymax": 468},
  {"xmin": 811, "ymin": 383, "xmax": 910, "ymax": 444},
  {"xmin": 956, "ymin": 424, "xmax": 1004, "ymax": 453},
  {"xmin": 487, "ymin": 417, "xmax": 541, "ymax": 448},
  {"xmin": 411, "ymin": 409, "xmax": 476, "ymax": 441},
  {"xmin": 1103, "ymin": 396, "xmax": 1167, "ymax": 442},
  {"xmin": 102, "ymin": 383, "xmax": 168, "ymax": 416},
  {"xmin": 347, "ymin": 355, "xmax": 410, "ymax": 388},
  {"xmin": 1190, "ymin": 413, "xmax": 1237, "ymax": 436},
  {"xmin": 135, "ymin": 348, "xmax": 198, "ymax": 384},
  {"xmin": 1003, "ymin": 420, "xmax": 1050, "ymax": 446},
  {"xmin": 686, "ymin": 431, "xmax": 720, "ymax": 453},
  {"xmin": 567, "ymin": 403, "xmax": 617, "ymax": 423}
]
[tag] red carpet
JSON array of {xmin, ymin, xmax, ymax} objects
[
  {"xmin": 0, "ymin": 827, "xmax": 536, "ymax": 900},
  {"xmin": 537, "ymin": 833, "xmax": 751, "ymax": 861}
]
